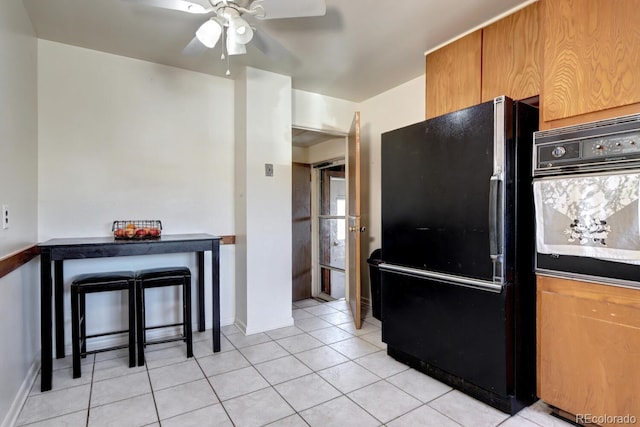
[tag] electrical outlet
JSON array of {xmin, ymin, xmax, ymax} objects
[
  {"xmin": 265, "ymin": 163, "xmax": 274, "ymax": 177},
  {"xmin": 2, "ymin": 205, "xmax": 8, "ymax": 230}
]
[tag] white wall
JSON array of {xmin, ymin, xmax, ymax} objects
[
  {"xmin": 359, "ymin": 75, "xmax": 426, "ymax": 255},
  {"xmin": 358, "ymin": 75, "xmax": 426, "ymax": 298},
  {"xmin": 235, "ymin": 67, "xmax": 293, "ymax": 334},
  {"xmin": 37, "ymin": 41, "xmax": 237, "ymax": 338},
  {"xmin": 0, "ymin": 0, "xmax": 39, "ymax": 425},
  {"xmin": 292, "ymin": 89, "xmax": 357, "ymax": 134}
]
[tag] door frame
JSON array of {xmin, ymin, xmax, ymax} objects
[{"xmin": 291, "ymin": 125, "xmax": 359, "ymax": 310}]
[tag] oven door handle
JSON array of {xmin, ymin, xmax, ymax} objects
[{"xmin": 489, "ymin": 174, "xmax": 503, "ymax": 261}]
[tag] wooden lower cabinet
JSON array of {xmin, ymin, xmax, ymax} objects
[{"xmin": 537, "ymin": 275, "xmax": 640, "ymax": 426}]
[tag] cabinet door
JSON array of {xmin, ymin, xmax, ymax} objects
[
  {"xmin": 537, "ymin": 275, "xmax": 640, "ymax": 423},
  {"xmin": 482, "ymin": 3, "xmax": 541, "ymax": 102},
  {"xmin": 426, "ymin": 30, "xmax": 481, "ymax": 119},
  {"xmin": 542, "ymin": 0, "xmax": 640, "ymax": 127}
]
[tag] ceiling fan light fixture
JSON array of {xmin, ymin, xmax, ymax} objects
[
  {"xmin": 228, "ymin": 16, "xmax": 253, "ymax": 44},
  {"xmin": 226, "ymin": 31, "xmax": 247, "ymax": 55},
  {"xmin": 195, "ymin": 19, "xmax": 222, "ymax": 48}
]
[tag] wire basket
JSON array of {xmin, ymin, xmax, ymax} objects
[{"xmin": 112, "ymin": 220, "xmax": 162, "ymax": 240}]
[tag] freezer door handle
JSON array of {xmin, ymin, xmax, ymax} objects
[
  {"xmin": 379, "ymin": 263, "xmax": 503, "ymax": 293},
  {"xmin": 489, "ymin": 174, "xmax": 503, "ymax": 261}
]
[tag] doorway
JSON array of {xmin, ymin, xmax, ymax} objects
[
  {"xmin": 317, "ymin": 163, "xmax": 346, "ymax": 301},
  {"xmin": 291, "ymin": 127, "xmax": 347, "ymax": 303}
]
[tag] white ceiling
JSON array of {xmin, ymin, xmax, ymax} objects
[{"xmin": 22, "ymin": 0, "xmax": 534, "ymax": 103}]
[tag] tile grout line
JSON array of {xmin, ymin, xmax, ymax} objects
[
  {"xmin": 290, "ymin": 305, "xmax": 424, "ymax": 426},
  {"xmin": 192, "ymin": 354, "xmax": 237, "ymax": 427},
  {"xmin": 217, "ymin": 317, "xmax": 384, "ymax": 426},
  {"xmin": 85, "ymin": 357, "xmax": 96, "ymax": 427},
  {"xmin": 273, "ymin": 327, "xmax": 386, "ymax": 425},
  {"xmin": 423, "ymin": 390, "xmax": 464, "ymax": 427},
  {"xmin": 143, "ymin": 358, "xmax": 163, "ymax": 426}
]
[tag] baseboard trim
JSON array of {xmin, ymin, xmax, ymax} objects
[
  {"xmin": 235, "ymin": 319, "xmax": 248, "ymax": 335},
  {"xmin": 1, "ymin": 352, "xmax": 40, "ymax": 427}
]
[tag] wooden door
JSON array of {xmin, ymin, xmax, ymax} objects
[
  {"xmin": 347, "ymin": 112, "xmax": 363, "ymax": 328},
  {"xmin": 292, "ymin": 163, "xmax": 312, "ymax": 301}
]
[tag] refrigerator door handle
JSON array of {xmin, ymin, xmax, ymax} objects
[
  {"xmin": 380, "ymin": 263, "xmax": 503, "ymax": 293},
  {"xmin": 489, "ymin": 173, "xmax": 503, "ymax": 261},
  {"xmin": 491, "ymin": 97, "xmax": 507, "ymax": 285}
]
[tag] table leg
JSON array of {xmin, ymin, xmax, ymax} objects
[
  {"xmin": 40, "ymin": 251, "xmax": 53, "ymax": 392},
  {"xmin": 54, "ymin": 260, "xmax": 65, "ymax": 358},
  {"xmin": 197, "ymin": 251, "xmax": 205, "ymax": 332},
  {"xmin": 212, "ymin": 241, "xmax": 220, "ymax": 352}
]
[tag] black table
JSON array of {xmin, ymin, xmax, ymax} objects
[{"xmin": 39, "ymin": 233, "xmax": 221, "ymax": 392}]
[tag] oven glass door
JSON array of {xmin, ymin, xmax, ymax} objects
[{"xmin": 533, "ymin": 169, "xmax": 640, "ymax": 288}]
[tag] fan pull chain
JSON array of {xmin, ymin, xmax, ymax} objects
[
  {"xmin": 221, "ymin": 24, "xmax": 226, "ymax": 60},
  {"xmin": 221, "ymin": 25, "xmax": 231, "ymax": 76}
]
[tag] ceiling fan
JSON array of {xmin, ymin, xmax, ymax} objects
[{"xmin": 127, "ymin": 0, "xmax": 326, "ymax": 74}]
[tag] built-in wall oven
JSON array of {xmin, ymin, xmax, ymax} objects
[{"xmin": 533, "ymin": 113, "xmax": 640, "ymax": 288}]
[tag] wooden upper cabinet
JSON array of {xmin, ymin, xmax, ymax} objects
[
  {"xmin": 482, "ymin": 3, "xmax": 541, "ymax": 102},
  {"xmin": 426, "ymin": 31, "xmax": 482, "ymax": 119},
  {"xmin": 542, "ymin": 0, "xmax": 640, "ymax": 128}
]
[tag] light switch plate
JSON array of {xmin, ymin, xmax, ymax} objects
[
  {"xmin": 265, "ymin": 163, "xmax": 274, "ymax": 177},
  {"xmin": 2, "ymin": 205, "xmax": 8, "ymax": 229}
]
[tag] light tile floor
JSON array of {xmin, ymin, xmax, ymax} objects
[{"xmin": 15, "ymin": 299, "xmax": 575, "ymax": 427}]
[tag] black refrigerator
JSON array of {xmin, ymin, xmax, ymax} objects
[{"xmin": 380, "ymin": 96, "xmax": 538, "ymax": 414}]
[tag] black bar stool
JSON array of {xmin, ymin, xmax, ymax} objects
[
  {"xmin": 70, "ymin": 271, "xmax": 136, "ymax": 378},
  {"xmin": 135, "ymin": 267, "xmax": 193, "ymax": 366}
]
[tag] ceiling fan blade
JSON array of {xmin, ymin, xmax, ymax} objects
[
  {"xmin": 250, "ymin": 26, "xmax": 291, "ymax": 61},
  {"xmin": 182, "ymin": 36, "xmax": 209, "ymax": 55},
  {"xmin": 252, "ymin": 0, "xmax": 326, "ymax": 20},
  {"xmin": 125, "ymin": 0, "xmax": 211, "ymax": 14}
]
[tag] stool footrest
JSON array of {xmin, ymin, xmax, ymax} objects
[
  {"xmin": 81, "ymin": 343, "xmax": 129, "ymax": 356},
  {"xmin": 86, "ymin": 329, "xmax": 130, "ymax": 339},
  {"xmin": 145, "ymin": 336, "xmax": 187, "ymax": 346},
  {"xmin": 145, "ymin": 323, "xmax": 184, "ymax": 331}
]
